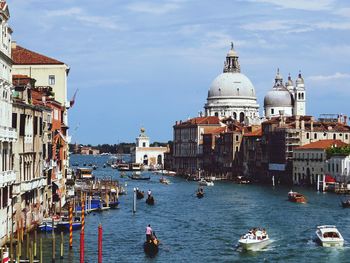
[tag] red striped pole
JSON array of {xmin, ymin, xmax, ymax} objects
[
  {"xmin": 98, "ymin": 224, "xmax": 102, "ymax": 263},
  {"xmin": 69, "ymin": 203, "xmax": 73, "ymax": 249},
  {"xmin": 80, "ymin": 193, "xmax": 85, "ymax": 263}
]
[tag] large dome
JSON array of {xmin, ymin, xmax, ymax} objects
[
  {"xmin": 264, "ymin": 89, "xmax": 293, "ymax": 107},
  {"xmin": 208, "ymin": 72, "xmax": 256, "ymax": 98}
]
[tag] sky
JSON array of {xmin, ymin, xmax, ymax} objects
[{"xmin": 8, "ymin": 0, "xmax": 350, "ymax": 144}]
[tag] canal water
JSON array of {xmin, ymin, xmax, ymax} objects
[{"xmin": 40, "ymin": 155, "xmax": 350, "ymax": 262}]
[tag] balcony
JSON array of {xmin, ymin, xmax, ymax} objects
[
  {"xmin": 0, "ymin": 170, "xmax": 16, "ymax": 186},
  {"xmin": 0, "ymin": 125, "xmax": 17, "ymax": 141},
  {"xmin": 13, "ymin": 177, "xmax": 46, "ymax": 194}
]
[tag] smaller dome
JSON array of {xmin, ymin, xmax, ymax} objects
[
  {"xmin": 264, "ymin": 89, "xmax": 293, "ymax": 107},
  {"xmin": 227, "ymin": 49, "xmax": 238, "ymax": 57},
  {"xmin": 296, "ymin": 72, "xmax": 304, "ymax": 85}
]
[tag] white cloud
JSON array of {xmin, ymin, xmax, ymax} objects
[
  {"xmin": 315, "ymin": 21, "xmax": 350, "ymax": 30},
  {"xmin": 241, "ymin": 20, "xmax": 292, "ymax": 31},
  {"xmin": 308, "ymin": 72, "xmax": 350, "ymax": 82},
  {"xmin": 127, "ymin": 2, "xmax": 180, "ymax": 15},
  {"xmin": 46, "ymin": 7, "xmax": 125, "ymax": 30},
  {"xmin": 333, "ymin": 7, "xmax": 350, "ymax": 17},
  {"xmin": 248, "ymin": 0, "xmax": 335, "ymax": 11}
]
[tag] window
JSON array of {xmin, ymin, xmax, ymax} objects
[
  {"xmin": 314, "ymin": 133, "xmax": 317, "ymax": 139},
  {"xmin": 39, "ymin": 117, "xmax": 43, "ymax": 136},
  {"xmin": 19, "ymin": 114, "xmax": 25, "ymax": 136},
  {"xmin": 336, "ymin": 164, "xmax": 339, "ymax": 173},
  {"xmin": 333, "ymin": 134, "xmax": 336, "ymax": 140},
  {"xmin": 49, "ymin": 75, "xmax": 55, "ymax": 85},
  {"xmin": 346, "ymin": 134, "xmax": 349, "ymax": 140},
  {"xmin": 142, "ymin": 142, "xmax": 146, "ymax": 147},
  {"xmin": 271, "ymin": 108, "xmax": 274, "ymax": 115},
  {"xmin": 306, "ymin": 133, "xmax": 309, "ymax": 139},
  {"xmin": 34, "ymin": 116, "xmax": 38, "ymax": 135},
  {"xmin": 12, "ymin": 113, "xmax": 17, "ymax": 128},
  {"xmin": 236, "ymin": 135, "xmax": 239, "ymax": 142}
]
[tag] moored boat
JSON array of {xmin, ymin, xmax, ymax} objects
[
  {"xmin": 57, "ymin": 216, "xmax": 82, "ymax": 231},
  {"xmin": 341, "ymin": 199, "xmax": 350, "ymax": 208},
  {"xmin": 38, "ymin": 222, "xmax": 56, "ymax": 232},
  {"xmin": 238, "ymin": 228, "xmax": 270, "ymax": 251},
  {"xmin": 129, "ymin": 173, "xmax": 150, "ymax": 180},
  {"xmin": 315, "ymin": 225, "xmax": 344, "ymax": 247},
  {"xmin": 288, "ymin": 190, "xmax": 306, "ymax": 203}
]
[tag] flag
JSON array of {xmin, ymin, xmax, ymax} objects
[{"xmin": 69, "ymin": 89, "xmax": 78, "ymax": 108}]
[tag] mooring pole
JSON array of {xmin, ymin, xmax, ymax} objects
[
  {"xmin": 272, "ymin": 175, "xmax": 275, "ymax": 187},
  {"xmin": 317, "ymin": 174, "xmax": 320, "ymax": 192},
  {"xmin": 80, "ymin": 231, "xmax": 84, "ymax": 263},
  {"xmin": 98, "ymin": 224, "xmax": 103, "ymax": 263},
  {"xmin": 60, "ymin": 231, "xmax": 64, "ymax": 259},
  {"xmin": 133, "ymin": 188, "xmax": 136, "ymax": 214},
  {"xmin": 69, "ymin": 202, "xmax": 73, "ymax": 249},
  {"xmin": 52, "ymin": 214, "xmax": 56, "ymax": 263}
]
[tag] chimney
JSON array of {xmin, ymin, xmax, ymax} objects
[
  {"xmin": 11, "ymin": 41, "xmax": 16, "ymax": 49},
  {"xmin": 301, "ymin": 119, "xmax": 305, "ymax": 130},
  {"xmin": 311, "ymin": 116, "xmax": 314, "ymax": 131},
  {"xmin": 344, "ymin": 115, "xmax": 347, "ymax": 125},
  {"xmin": 295, "ymin": 115, "xmax": 300, "ymax": 129}
]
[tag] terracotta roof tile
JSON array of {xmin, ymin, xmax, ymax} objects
[
  {"xmin": 175, "ymin": 116, "xmax": 221, "ymax": 127},
  {"xmin": 244, "ymin": 128, "xmax": 262, "ymax": 137},
  {"xmin": 296, "ymin": 140, "xmax": 348, "ymax": 150},
  {"xmin": 12, "ymin": 45, "xmax": 64, "ymax": 65}
]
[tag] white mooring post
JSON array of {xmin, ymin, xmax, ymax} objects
[
  {"xmin": 322, "ymin": 174, "xmax": 326, "ymax": 192},
  {"xmin": 317, "ymin": 174, "xmax": 320, "ymax": 192},
  {"xmin": 272, "ymin": 175, "xmax": 275, "ymax": 187},
  {"xmin": 133, "ymin": 188, "xmax": 136, "ymax": 213}
]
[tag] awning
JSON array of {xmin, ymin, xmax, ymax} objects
[{"xmin": 325, "ymin": 175, "xmax": 336, "ymax": 183}]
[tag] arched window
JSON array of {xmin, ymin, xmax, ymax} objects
[
  {"xmin": 301, "ymin": 93, "xmax": 304, "ymax": 100},
  {"xmin": 298, "ymin": 93, "xmax": 301, "ymax": 100},
  {"xmin": 233, "ymin": 112, "xmax": 237, "ymax": 120},
  {"xmin": 214, "ymin": 112, "xmax": 219, "ymax": 117},
  {"xmin": 239, "ymin": 112, "xmax": 244, "ymax": 123},
  {"xmin": 157, "ymin": 155, "xmax": 162, "ymax": 165},
  {"xmin": 143, "ymin": 155, "xmax": 148, "ymax": 165}
]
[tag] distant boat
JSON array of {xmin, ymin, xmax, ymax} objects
[
  {"xmin": 159, "ymin": 177, "xmax": 170, "ymax": 185},
  {"xmin": 288, "ymin": 190, "xmax": 306, "ymax": 204},
  {"xmin": 129, "ymin": 174, "xmax": 150, "ymax": 180},
  {"xmin": 198, "ymin": 178, "xmax": 214, "ymax": 186},
  {"xmin": 136, "ymin": 189, "xmax": 145, "ymax": 199}
]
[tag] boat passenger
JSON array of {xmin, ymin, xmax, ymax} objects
[
  {"xmin": 148, "ymin": 190, "xmax": 152, "ymax": 197},
  {"xmin": 146, "ymin": 224, "xmax": 153, "ymax": 242}
]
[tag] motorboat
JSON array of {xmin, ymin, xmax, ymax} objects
[
  {"xmin": 57, "ymin": 216, "xmax": 82, "ymax": 231},
  {"xmin": 129, "ymin": 173, "xmax": 150, "ymax": 180},
  {"xmin": 198, "ymin": 178, "xmax": 214, "ymax": 186},
  {"xmin": 153, "ymin": 170, "xmax": 176, "ymax": 176},
  {"xmin": 38, "ymin": 222, "xmax": 56, "ymax": 232},
  {"xmin": 315, "ymin": 225, "xmax": 344, "ymax": 247},
  {"xmin": 159, "ymin": 177, "xmax": 170, "ymax": 185},
  {"xmin": 76, "ymin": 168, "xmax": 94, "ymax": 180},
  {"xmin": 288, "ymin": 190, "xmax": 306, "ymax": 203},
  {"xmin": 238, "ymin": 228, "xmax": 270, "ymax": 251},
  {"xmin": 196, "ymin": 191, "xmax": 204, "ymax": 199}
]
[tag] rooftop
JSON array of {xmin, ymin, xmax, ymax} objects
[
  {"xmin": 296, "ymin": 140, "xmax": 348, "ymax": 150},
  {"xmin": 174, "ymin": 116, "xmax": 221, "ymax": 127},
  {"xmin": 12, "ymin": 44, "xmax": 65, "ymax": 65}
]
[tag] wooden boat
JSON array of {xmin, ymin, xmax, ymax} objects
[
  {"xmin": 288, "ymin": 190, "xmax": 306, "ymax": 203},
  {"xmin": 144, "ymin": 238, "xmax": 159, "ymax": 257},
  {"xmin": 146, "ymin": 196, "xmax": 155, "ymax": 205},
  {"xmin": 57, "ymin": 216, "xmax": 82, "ymax": 231},
  {"xmin": 136, "ymin": 190, "xmax": 144, "ymax": 199},
  {"xmin": 196, "ymin": 190, "xmax": 204, "ymax": 199},
  {"xmin": 109, "ymin": 200, "xmax": 120, "ymax": 209},
  {"xmin": 341, "ymin": 199, "xmax": 350, "ymax": 208},
  {"xmin": 38, "ymin": 222, "xmax": 56, "ymax": 232}
]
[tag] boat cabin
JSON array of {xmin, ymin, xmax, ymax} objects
[{"xmin": 76, "ymin": 168, "xmax": 93, "ymax": 179}]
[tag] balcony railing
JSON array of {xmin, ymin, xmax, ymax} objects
[
  {"xmin": 0, "ymin": 125, "xmax": 17, "ymax": 141},
  {"xmin": 13, "ymin": 177, "xmax": 46, "ymax": 194},
  {"xmin": 0, "ymin": 170, "xmax": 16, "ymax": 186}
]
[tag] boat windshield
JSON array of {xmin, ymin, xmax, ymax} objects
[{"xmin": 323, "ymin": 232, "xmax": 340, "ymax": 238}]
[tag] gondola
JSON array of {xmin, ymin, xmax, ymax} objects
[
  {"xmin": 196, "ymin": 191, "xmax": 204, "ymax": 199},
  {"xmin": 146, "ymin": 196, "xmax": 155, "ymax": 205},
  {"xmin": 109, "ymin": 200, "xmax": 120, "ymax": 209},
  {"xmin": 144, "ymin": 237, "xmax": 159, "ymax": 257},
  {"xmin": 136, "ymin": 190, "xmax": 144, "ymax": 199}
]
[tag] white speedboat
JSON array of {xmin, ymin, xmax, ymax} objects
[
  {"xmin": 315, "ymin": 225, "xmax": 344, "ymax": 247},
  {"xmin": 238, "ymin": 228, "xmax": 270, "ymax": 251},
  {"xmin": 198, "ymin": 179, "xmax": 214, "ymax": 186}
]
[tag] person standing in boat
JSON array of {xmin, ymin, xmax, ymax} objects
[
  {"xmin": 146, "ymin": 224, "xmax": 153, "ymax": 242},
  {"xmin": 147, "ymin": 189, "xmax": 152, "ymax": 197}
]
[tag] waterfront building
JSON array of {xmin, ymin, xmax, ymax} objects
[
  {"xmin": 293, "ymin": 140, "xmax": 347, "ymax": 185},
  {"xmin": 132, "ymin": 128, "xmax": 167, "ymax": 168},
  {"xmin": 204, "ymin": 43, "xmax": 260, "ymax": 125},
  {"xmin": 12, "ymin": 42, "xmax": 71, "ymax": 210},
  {"xmin": 0, "ymin": 0, "xmax": 17, "ymax": 246},
  {"xmin": 12, "ymin": 75, "xmax": 50, "ymax": 230},
  {"xmin": 173, "ymin": 116, "xmax": 223, "ymax": 175},
  {"xmin": 260, "ymin": 115, "xmax": 350, "ymax": 183},
  {"xmin": 80, "ymin": 146, "xmax": 100, "ymax": 155},
  {"xmin": 264, "ymin": 70, "xmax": 306, "ymax": 118},
  {"xmin": 325, "ymin": 153, "xmax": 350, "ymax": 184}
]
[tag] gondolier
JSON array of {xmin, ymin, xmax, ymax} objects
[{"xmin": 146, "ymin": 224, "xmax": 153, "ymax": 242}]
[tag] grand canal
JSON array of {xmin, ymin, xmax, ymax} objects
[{"xmin": 40, "ymin": 155, "xmax": 350, "ymax": 262}]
